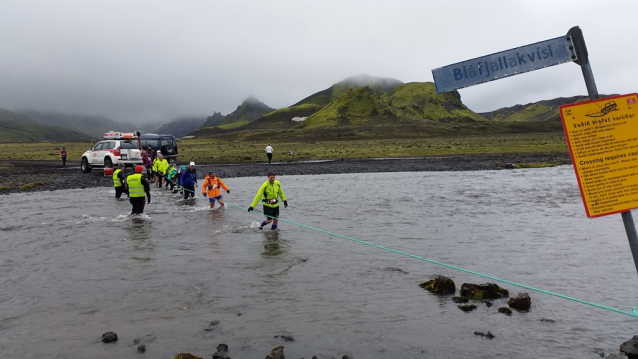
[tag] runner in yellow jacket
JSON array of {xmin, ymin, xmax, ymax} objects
[
  {"xmin": 152, "ymin": 152, "xmax": 169, "ymax": 188},
  {"xmin": 248, "ymin": 172, "xmax": 287, "ymax": 230},
  {"xmin": 201, "ymin": 171, "xmax": 230, "ymax": 209}
]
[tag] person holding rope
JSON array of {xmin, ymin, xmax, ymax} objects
[
  {"xmin": 202, "ymin": 171, "xmax": 229, "ymax": 209},
  {"xmin": 112, "ymin": 162, "xmax": 129, "ymax": 199},
  {"xmin": 152, "ymin": 152, "xmax": 169, "ymax": 188},
  {"xmin": 180, "ymin": 162, "xmax": 198, "ymax": 199},
  {"xmin": 248, "ymin": 172, "xmax": 287, "ymax": 230},
  {"xmin": 126, "ymin": 165, "xmax": 151, "ymax": 215}
]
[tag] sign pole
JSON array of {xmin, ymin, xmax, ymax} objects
[{"xmin": 569, "ymin": 26, "xmax": 638, "ymax": 274}]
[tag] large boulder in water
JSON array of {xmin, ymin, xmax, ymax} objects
[
  {"xmin": 101, "ymin": 332, "xmax": 118, "ymax": 343},
  {"xmin": 265, "ymin": 346, "xmax": 285, "ymax": 359},
  {"xmin": 508, "ymin": 293, "xmax": 531, "ymax": 311},
  {"xmin": 213, "ymin": 343, "xmax": 230, "ymax": 359},
  {"xmin": 419, "ymin": 276, "xmax": 456, "ymax": 295},
  {"xmin": 460, "ymin": 283, "xmax": 509, "ymax": 300},
  {"xmin": 620, "ymin": 335, "xmax": 638, "ymax": 359}
]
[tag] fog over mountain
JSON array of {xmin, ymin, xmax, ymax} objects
[{"xmin": 1, "ymin": 1, "xmax": 636, "ymax": 124}]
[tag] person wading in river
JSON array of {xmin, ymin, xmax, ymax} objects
[
  {"xmin": 180, "ymin": 162, "xmax": 198, "ymax": 199},
  {"xmin": 202, "ymin": 171, "xmax": 230, "ymax": 209},
  {"xmin": 248, "ymin": 172, "xmax": 287, "ymax": 230},
  {"xmin": 112, "ymin": 162, "xmax": 129, "ymax": 199},
  {"xmin": 126, "ymin": 165, "xmax": 151, "ymax": 215}
]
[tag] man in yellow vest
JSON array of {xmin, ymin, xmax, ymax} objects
[
  {"xmin": 113, "ymin": 162, "xmax": 129, "ymax": 199},
  {"xmin": 126, "ymin": 165, "xmax": 152, "ymax": 215},
  {"xmin": 248, "ymin": 172, "xmax": 288, "ymax": 230},
  {"xmin": 152, "ymin": 152, "xmax": 169, "ymax": 188}
]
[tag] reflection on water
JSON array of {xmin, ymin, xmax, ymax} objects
[
  {"xmin": 0, "ymin": 167, "xmax": 637, "ymax": 358},
  {"xmin": 262, "ymin": 231, "xmax": 285, "ymax": 257}
]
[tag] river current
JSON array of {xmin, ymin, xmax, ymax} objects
[{"xmin": 1, "ymin": 166, "xmax": 637, "ymax": 358}]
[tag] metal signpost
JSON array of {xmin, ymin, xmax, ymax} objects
[{"xmin": 432, "ymin": 26, "xmax": 638, "ymax": 274}]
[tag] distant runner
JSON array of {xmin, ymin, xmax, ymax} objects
[
  {"xmin": 126, "ymin": 165, "xmax": 151, "ymax": 215},
  {"xmin": 202, "ymin": 171, "xmax": 230, "ymax": 209},
  {"xmin": 60, "ymin": 147, "xmax": 67, "ymax": 166},
  {"xmin": 265, "ymin": 144, "xmax": 273, "ymax": 164},
  {"xmin": 248, "ymin": 172, "xmax": 287, "ymax": 230}
]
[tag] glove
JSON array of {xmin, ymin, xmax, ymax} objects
[
  {"xmin": 208, "ymin": 185, "xmax": 212, "ymax": 190},
  {"xmin": 147, "ymin": 198, "xmax": 151, "ymax": 204},
  {"xmin": 248, "ymin": 207, "xmax": 253, "ymax": 212},
  {"xmin": 283, "ymin": 200, "xmax": 288, "ymax": 208},
  {"xmin": 226, "ymin": 190, "xmax": 230, "ymax": 194},
  {"xmin": 203, "ymin": 193, "xmax": 207, "ymax": 197}
]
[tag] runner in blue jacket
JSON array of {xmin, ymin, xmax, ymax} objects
[{"xmin": 180, "ymin": 161, "xmax": 198, "ymax": 199}]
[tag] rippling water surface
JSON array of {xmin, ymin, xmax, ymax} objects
[{"xmin": 1, "ymin": 166, "xmax": 637, "ymax": 358}]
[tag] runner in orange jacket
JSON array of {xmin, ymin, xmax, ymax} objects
[{"xmin": 202, "ymin": 171, "xmax": 230, "ymax": 209}]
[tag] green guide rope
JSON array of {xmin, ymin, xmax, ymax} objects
[
  {"xmin": 222, "ymin": 201, "xmax": 638, "ymax": 319},
  {"xmin": 172, "ymin": 185, "xmax": 637, "ymax": 318}
]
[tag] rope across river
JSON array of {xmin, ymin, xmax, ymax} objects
[{"xmin": 175, "ymin": 184, "xmax": 638, "ymax": 319}]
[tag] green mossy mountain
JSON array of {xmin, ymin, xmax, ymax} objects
[
  {"xmin": 0, "ymin": 108, "xmax": 91, "ymax": 142},
  {"xmin": 478, "ymin": 95, "xmax": 595, "ymax": 122},
  {"xmin": 293, "ymin": 74, "xmax": 404, "ymax": 107},
  {"xmin": 219, "ymin": 96, "xmax": 274, "ymax": 125},
  {"xmin": 296, "ymin": 82, "xmax": 485, "ymax": 129}
]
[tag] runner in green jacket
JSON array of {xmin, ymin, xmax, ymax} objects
[{"xmin": 248, "ymin": 172, "xmax": 288, "ymax": 230}]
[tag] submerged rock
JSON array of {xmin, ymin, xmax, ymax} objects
[
  {"xmin": 137, "ymin": 345, "xmax": 146, "ymax": 353},
  {"xmin": 213, "ymin": 343, "xmax": 230, "ymax": 359},
  {"xmin": 265, "ymin": 345, "xmax": 285, "ymax": 359},
  {"xmin": 620, "ymin": 335, "xmax": 638, "ymax": 359},
  {"xmin": 508, "ymin": 293, "xmax": 531, "ymax": 311},
  {"xmin": 274, "ymin": 335, "xmax": 294, "ymax": 342},
  {"xmin": 498, "ymin": 307, "xmax": 512, "ymax": 316},
  {"xmin": 419, "ymin": 276, "xmax": 456, "ymax": 294},
  {"xmin": 452, "ymin": 296, "xmax": 469, "ymax": 303},
  {"xmin": 474, "ymin": 331, "xmax": 495, "ymax": 339},
  {"xmin": 101, "ymin": 331, "xmax": 118, "ymax": 343},
  {"xmin": 174, "ymin": 354, "xmax": 202, "ymax": 359},
  {"xmin": 460, "ymin": 283, "xmax": 509, "ymax": 300},
  {"xmin": 458, "ymin": 304, "xmax": 477, "ymax": 312}
]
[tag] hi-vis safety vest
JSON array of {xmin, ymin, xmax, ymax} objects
[
  {"xmin": 113, "ymin": 168, "xmax": 124, "ymax": 187},
  {"xmin": 126, "ymin": 173, "xmax": 145, "ymax": 197}
]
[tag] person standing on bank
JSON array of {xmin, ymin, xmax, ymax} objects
[
  {"xmin": 126, "ymin": 165, "xmax": 151, "ymax": 215},
  {"xmin": 202, "ymin": 171, "xmax": 230, "ymax": 209},
  {"xmin": 113, "ymin": 162, "xmax": 129, "ymax": 199},
  {"xmin": 60, "ymin": 147, "xmax": 67, "ymax": 166},
  {"xmin": 265, "ymin": 144, "xmax": 273, "ymax": 164},
  {"xmin": 248, "ymin": 172, "xmax": 287, "ymax": 230},
  {"xmin": 180, "ymin": 162, "xmax": 198, "ymax": 199}
]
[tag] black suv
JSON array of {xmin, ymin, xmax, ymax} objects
[{"xmin": 140, "ymin": 134, "xmax": 179, "ymax": 160}]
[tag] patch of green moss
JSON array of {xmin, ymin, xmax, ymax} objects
[
  {"xmin": 19, "ymin": 182, "xmax": 46, "ymax": 190},
  {"xmin": 515, "ymin": 162, "xmax": 560, "ymax": 168}
]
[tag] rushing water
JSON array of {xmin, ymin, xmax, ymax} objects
[{"xmin": 1, "ymin": 166, "xmax": 637, "ymax": 358}]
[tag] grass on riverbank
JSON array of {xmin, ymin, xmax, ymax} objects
[{"xmin": 0, "ymin": 132, "xmax": 569, "ymax": 164}]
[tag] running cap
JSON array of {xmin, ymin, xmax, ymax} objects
[
  {"xmin": 190, "ymin": 161, "xmax": 195, "ymax": 166},
  {"xmin": 209, "ymin": 171, "xmax": 215, "ymax": 175},
  {"xmin": 175, "ymin": 162, "xmax": 180, "ymax": 166},
  {"xmin": 267, "ymin": 172, "xmax": 275, "ymax": 177},
  {"xmin": 135, "ymin": 165, "xmax": 144, "ymax": 173},
  {"xmin": 157, "ymin": 150, "xmax": 161, "ymax": 153}
]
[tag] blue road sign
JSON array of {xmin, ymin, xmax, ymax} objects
[{"xmin": 432, "ymin": 36, "xmax": 575, "ymax": 93}]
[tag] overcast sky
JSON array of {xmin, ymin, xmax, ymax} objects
[{"xmin": 1, "ymin": 0, "xmax": 636, "ymax": 123}]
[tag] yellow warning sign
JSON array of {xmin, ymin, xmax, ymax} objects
[{"xmin": 560, "ymin": 93, "xmax": 638, "ymax": 217}]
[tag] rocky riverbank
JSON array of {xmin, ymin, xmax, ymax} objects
[{"xmin": 0, "ymin": 153, "xmax": 572, "ymax": 194}]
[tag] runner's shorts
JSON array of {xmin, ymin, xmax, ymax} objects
[
  {"xmin": 263, "ymin": 205, "xmax": 279, "ymax": 219},
  {"xmin": 209, "ymin": 195, "xmax": 223, "ymax": 203}
]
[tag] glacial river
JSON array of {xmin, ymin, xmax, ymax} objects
[{"xmin": 1, "ymin": 166, "xmax": 637, "ymax": 358}]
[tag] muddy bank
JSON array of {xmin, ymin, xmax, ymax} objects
[{"xmin": 0, "ymin": 153, "xmax": 572, "ymax": 194}]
